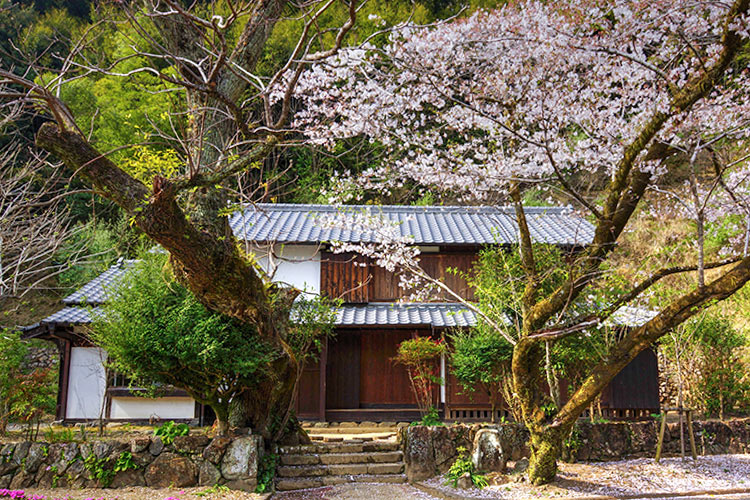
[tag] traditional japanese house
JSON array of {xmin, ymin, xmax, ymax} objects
[{"xmin": 23, "ymin": 204, "xmax": 660, "ymax": 424}]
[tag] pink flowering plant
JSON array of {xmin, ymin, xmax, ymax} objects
[{"xmin": 289, "ymin": 0, "xmax": 750, "ymax": 485}]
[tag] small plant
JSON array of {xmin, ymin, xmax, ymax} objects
[
  {"xmin": 114, "ymin": 451, "xmax": 138, "ymax": 472},
  {"xmin": 394, "ymin": 337, "xmax": 446, "ymax": 416},
  {"xmin": 77, "ymin": 423, "xmax": 88, "ymax": 442},
  {"xmin": 44, "ymin": 428, "xmax": 76, "ymax": 443},
  {"xmin": 84, "ymin": 454, "xmax": 115, "ymax": 487},
  {"xmin": 196, "ymin": 484, "xmax": 230, "ymax": 497},
  {"xmin": 445, "ymin": 446, "xmax": 488, "ymax": 489},
  {"xmin": 154, "ymin": 420, "xmax": 189, "ymax": 445},
  {"xmin": 410, "ymin": 406, "xmax": 443, "ymax": 427},
  {"xmin": 255, "ymin": 453, "xmax": 279, "ymax": 493}
]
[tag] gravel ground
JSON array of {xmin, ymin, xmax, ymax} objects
[
  {"xmin": 0, "ymin": 486, "xmax": 269, "ymax": 500},
  {"xmin": 422, "ymin": 454, "xmax": 750, "ymax": 499},
  {"xmin": 272, "ymin": 483, "xmax": 438, "ymax": 500}
]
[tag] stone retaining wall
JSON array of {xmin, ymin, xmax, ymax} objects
[
  {"xmin": 0, "ymin": 433, "xmax": 263, "ymax": 491},
  {"xmin": 400, "ymin": 418, "xmax": 750, "ymax": 481}
]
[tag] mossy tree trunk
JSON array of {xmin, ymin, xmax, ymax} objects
[
  {"xmin": 504, "ymin": 1, "xmax": 750, "ymax": 485},
  {"xmin": 20, "ymin": 0, "xmax": 363, "ymax": 445}
]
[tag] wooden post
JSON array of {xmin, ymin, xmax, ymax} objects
[
  {"xmin": 318, "ymin": 336, "xmax": 328, "ymax": 422},
  {"xmin": 687, "ymin": 410, "xmax": 698, "ymax": 460},
  {"xmin": 679, "ymin": 407, "xmax": 686, "ymax": 460},
  {"xmin": 655, "ymin": 411, "xmax": 667, "ymax": 463}
]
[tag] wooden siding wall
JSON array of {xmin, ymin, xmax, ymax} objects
[
  {"xmin": 321, "ymin": 251, "xmax": 477, "ymax": 302},
  {"xmin": 320, "ymin": 253, "xmax": 370, "ymax": 302}
]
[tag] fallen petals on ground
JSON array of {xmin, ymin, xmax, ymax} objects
[{"xmin": 422, "ymin": 454, "xmax": 750, "ymax": 499}]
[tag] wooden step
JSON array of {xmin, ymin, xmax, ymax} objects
[{"xmin": 275, "ymin": 473, "xmax": 408, "ymax": 491}]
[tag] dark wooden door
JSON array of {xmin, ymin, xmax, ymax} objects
[
  {"xmin": 359, "ymin": 331, "xmax": 417, "ymax": 407},
  {"xmin": 326, "ymin": 332, "xmax": 361, "ymax": 409},
  {"xmin": 296, "ymin": 360, "xmax": 320, "ymax": 418}
]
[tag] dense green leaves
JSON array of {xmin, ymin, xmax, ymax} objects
[{"xmin": 92, "ymin": 252, "xmax": 278, "ymax": 432}]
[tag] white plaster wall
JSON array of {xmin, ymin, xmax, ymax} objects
[
  {"xmin": 250, "ymin": 244, "xmax": 320, "ymax": 294},
  {"xmin": 66, "ymin": 347, "xmax": 107, "ymax": 420},
  {"xmin": 109, "ymin": 397, "xmax": 195, "ymax": 420}
]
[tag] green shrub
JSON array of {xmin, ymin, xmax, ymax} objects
[
  {"xmin": 394, "ymin": 337, "xmax": 446, "ymax": 415},
  {"xmin": 154, "ymin": 420, "xmax": 189, "ymax": 445},
  {"xmin": 444, "ymin": 446, "xmax": 488, "ymax": 489}
]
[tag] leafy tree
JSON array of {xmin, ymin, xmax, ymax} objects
[
  {"xmin": 292, "ymin": 0, "xmax": 750, "ymax": 483},
  {"xmin": 0, "ymin": 0, "xmax": 364, "ymax": 442},
  {"xmin": 0, "ymin": 329, "xmax": 29, "ymax": 434},
  {"xmin": 450, "ymin": 328, "xmax": 513, "ymax": 421},
  {"xmin": 0, "ymin": 329, "xmax": 56, "ymax": 437},
  {"xmin": 93, "ymin": 252, "xmax": 337, "ymax": 437},
  {"xmin": 394, "ymin": 336, "xmax": 446, "ymax": 416},
  {"xmin": 661, "ymin": 314, "xmax": 749, "ymax": 420}
]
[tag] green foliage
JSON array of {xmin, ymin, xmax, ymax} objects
[
  {"xmin": 113, "ymin": 451, "xmax": 138, "ymax": 472},
  {"xmin": 286, "ymin": 294, "xmax": 340, "ymax": 367},
  {"xmin": 0, "ymin": 330, "xmax": 56, "ymax": 436},
  {"xmin": 84, "ymin": 454, "xmax": 115, "ymax": 487},
  {"xmin": 43, "ymin": 427, "xmax": 76, "ymax": 443},
  {"xmin": 197, "ymin": 484, "xmax": 230, "ymax": 497},
  {"xmin": 444, "ymin": 446, "xmax": 488, "ymax": 489},
  {"xmin": 693, "ymin": 316, "xmax": 749, "ymax": 418},
  {"xmin": 450, "ymin": 328, "xmax": 512, "ymax": 414},
  {"xmin": 153, "ymin": 421, "xmax": 189, "ymax": 445},
  {"xmin": 92, "ymin": 251, "xmax": 278, "ymax": 431},
  {"xmin": 55, "ymin": 220, "xmax": 121, "ymax": 291},
  {"xmin": 255, "ymin": 453, "xmax": 279, "ymax": 493},
  {"xmin": 119, "ymin": 146, "xmax": 182, "ymax": 184},
  {"xmin": 410, "ymin": 406, "xmax": 443, "ymax": 427},
  {"xmin": 394, "ymin": 337, "xmax": 446, "ymax": 414},
  {"xmin": 661, "ymin": 313, "xmax": 750, "ymax": 418}
]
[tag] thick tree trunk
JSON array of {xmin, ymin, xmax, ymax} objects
[{"xmin": 527, "ymin": 424, "xmax": 570, "ymax": 486}]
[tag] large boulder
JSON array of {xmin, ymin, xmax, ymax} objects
[
  {"xmin": 12, "ymin": 442, "xmax": 30, "ymax": 467},
  {"xmin": 174, "ymin": 435, "xmax": 210, "ymax": 455},
  {"xmin": 144, "ymin": 452, "xmax": 197, "ymax": 488},
  {"xmin": 198, "ymin": 459, "xmax": 222, "ymax": 486},
  {"xmin": 203, "ymin": 437, "xmax": 231, "ymax": 465},
  {"xmin": 24, "ymin": 443, "xmax": 46, "ymax": 473},
  {"xmin": 49, "ymin": 443, "xmax": 79, "ymax": 474},
  {"xmin": 402, "ymin": 426, "xmax": 436, "ymax": 481},
  {"xmin": 111, "ymin": 468, "xmax": 146, "ymax": 488},
  {"xmin": 220, "ymin": 436, "xmax": 262, "ymax": 481},
  {"xmin": 472, "ymin": 428, "xmax": 506, "ymax": 473}
]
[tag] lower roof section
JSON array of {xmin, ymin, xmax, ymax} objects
[
  {"xmin": 34, "ymin": 302, "xmax": 656, "ymax": 332},
  {"xmin": 37, "ymin": 302, "xmax": 478, "ymax": 329}
]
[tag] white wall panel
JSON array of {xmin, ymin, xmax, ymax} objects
[
  {"xmin": 110, "ymin": 397, "xmax": 195, "ymax": 420},
  {"xmin": 250, "ymin": 244, "xmax": 320, "ymax": 294},
  {"xmin": 66, "ymin": 347, "xmax": 107, "ymax": 420}
]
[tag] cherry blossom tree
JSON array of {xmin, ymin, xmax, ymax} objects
[{"xmin": 292, "ymin": 0, "xmax": 750, "ymax": 483}]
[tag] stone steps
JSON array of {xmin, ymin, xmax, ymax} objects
[
  {"xmin": 276, "ymin": 440, "xmax": 405, "ymax": 491},
  {"xmin": 280, "ymin": 450, "xmax": 403, "ymax": 466},
  {"xmin": 276, "ymin": 473, "xmax": 407, "ymax": 491}
]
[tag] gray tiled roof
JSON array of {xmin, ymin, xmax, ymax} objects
[
  {"xmin": 229, "ymin": 204, "xmax": 595, "ymax": 246},
  {"xmin": 41, "ymin": 306, "xmax": 102, "ymax": 324},
  {"xmin": 63, "ymin": 260, "xmax": 136, "ymax": 305},
  {"xmin": 336, "ymin": 303, "xmax": 476, "ymax": 327},
  {"xmin": 606, "ymin": 306, "xmax": 658, "ymax": 328},
  {"xmin": 41, "ymin": 303, "xmax": 657, "ymax": 331},
  {"xmin": 41, "ymin": 303, "xmax": 476, "ymax": 328},
  {"xmin": 64, "ymin": 204, "xmax": 593, "ymax": 306}
]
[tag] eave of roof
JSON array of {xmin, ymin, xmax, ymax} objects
[{"xmin": 229, "ymin": 203, "xmax": 595, "ymax": 247}]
